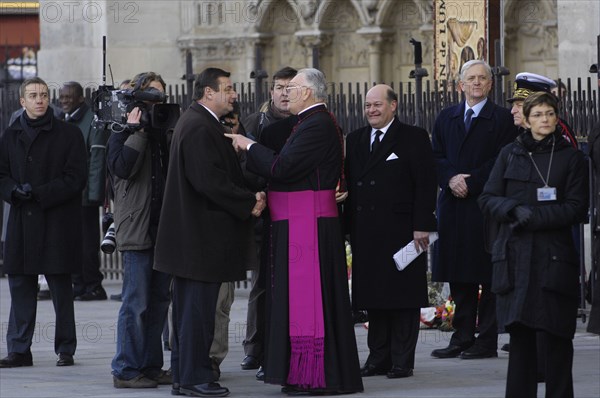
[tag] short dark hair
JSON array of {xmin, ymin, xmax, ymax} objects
[
  {"xmin": 272, "ymin": 66, "xmax": 297, "ymax": 87},
  {"xmin": 523, "ymin": 92, "xmax": 559, "ymax": 119},
  {"xmin": 20, "ymin": 77, "xmax": 48, "ymax": 98},
  {"xmin": 62, "ymin": 81, "xmax": 84, "ymax": 99},
  {"xmin": 193, "ymin": 68, "xmax": 231, "ymax": 100}
]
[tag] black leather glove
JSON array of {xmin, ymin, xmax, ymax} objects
[
  {"xmin": 509, "ymin": 205, "xmax": 533, "ymax": 229},
  {"xmin": 12, "ymin": 183, "xmax": 33, "ymax": 202}
]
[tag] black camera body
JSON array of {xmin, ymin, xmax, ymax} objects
[{"xmin": 92, "ymin": 85, "xmax": 180, "ymax": 130}]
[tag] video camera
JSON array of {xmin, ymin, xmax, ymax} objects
[
  {"xmin": 91, "ymin": 36, "xmax": 180, "ymax": 131},
  {"xmin": 92, "ymin": 85, "xmax": 180, "ymax": 130}
]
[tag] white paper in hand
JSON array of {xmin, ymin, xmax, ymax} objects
[{"xmin": 393, "ymin": 232, "xmax": 438, "ymax": 271}]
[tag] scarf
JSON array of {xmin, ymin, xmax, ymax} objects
[
  {"xmin": 20, "ymin": 108, "xmax": 53, "ymax": 141},
  {"xmin": 518, "ymin": 129, "xmax": 569, "ymax": 153}
]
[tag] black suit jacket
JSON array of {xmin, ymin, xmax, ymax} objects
[{"xmin": 345, "ymin": 117, "xmax": 438, "ymax": 309}]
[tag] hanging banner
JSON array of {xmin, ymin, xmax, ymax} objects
[{"xmin": 434, "ymin": 0, "xmax": 488, "ymax": 81}]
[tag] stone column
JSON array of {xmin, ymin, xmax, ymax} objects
[
  {"xmin": 296, "ymin": 32, "xmax": 332, "ymax": 70},
  {"xmin": 247, "ymin": 35, "xmax": 270, "ymax": 104},
  {"xmin": 357, "ymin": 27, "xmax": 389, "ymax": 84}
]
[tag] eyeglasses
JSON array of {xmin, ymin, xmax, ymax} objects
[
  {"xmin": 284, "ymin": 85, "xmax": 312, "ymax": 94},
  {"xmin": 528, "ymin": 111, "xmax": 556, "ymax": 119}
]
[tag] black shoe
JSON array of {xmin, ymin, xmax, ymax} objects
[
  {"xmin": 431, "ymin": 344, "xmax": 465, "ymax": 359},
  {"xmin": 256, "ymin": 366, "xmax": 264, "ymax": 381},
  {"xmin": 0, "ymin": 352, "xmax": 33, "ymax": 368},
  {"xmin": 240, "ymin": 355, "xmax": 260, "ymax": 370},
  {"xmin": 359, "ymin": 363, "xmax": 387, "ymax": 377},
  {"xmin": 146, "ymin": 368, "xmax": 172, "ymax": 385},
  {"xmin": 180, "ymin": 382, "xmax": 229, "ymax": 397},
  {"xmin": 56, "ymin": 353, "xmax": 74, "ymax": 366},
  {"xmin": 386, "ymin": 366, "xmax": 413, "ymax": 379},
  {"xmin": 459, "ymin": 345, "xmax": 497, "ymax": 359},
  {"xmin": 37, "ymin": 290, "xmax": 51, "ymax": 300},
  {"xmin": 281, "ymin": 385, "xmax": 310, "ymax": 396},
  {"xmin": 501, "ymin": 343, "xmax": 510, "ymax": 352},
  {"xmin": 113, "ymin": 374, "xmax": 158, "ymax": 388},
  {"xmin": 110, "ymin": 293, "xmax": 122, "ymax": 301},
  {"xmin": 172, "ymin": 382, "xmax": 182, "ymax": 396},
  {"xmin": 74, "ymin": 286, "xmax": 107, "ymax": 301}
]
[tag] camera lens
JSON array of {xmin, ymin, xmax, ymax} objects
[
  {"xmin": 101, "ymin": 223, "xmax": 116, "ymax": 254},
  {"xmin": 101, "ymin": 212, "xmax": 114, "ymax": 234}
]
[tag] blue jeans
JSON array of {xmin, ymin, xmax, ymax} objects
[{"xmin": 111, "ymin": 249, "xmax": 171, "ymax": 380}]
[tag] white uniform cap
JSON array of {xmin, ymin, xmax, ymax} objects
[{"xmin": 515, "ymin": 72, "xmax": 557, "ymax": 88}]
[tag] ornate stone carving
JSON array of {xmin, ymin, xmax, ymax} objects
[
  {"xmin": 177, "ymin": 37, "xmax": 250, "ymax": 60},
  {"xmin": 337, "ymin": 34, "xmax": 369, "ymax": 67},
  {"xmin": 280, "ymin": 35, "xmax": 309, "ymax": 66},
  {"xmin": 361, "ymin": 0, "xmax": 378, "ymax": 21},
  {"xmin": 247, "ymin": 1, "xmax": 260, "ymax": 19},
  {"xmin": 297, "ymin": 32, "xmax": 332, "ymax": 49},
  {"xmin": 292, "ymin": 0, "xmax": 319, "ymax": 24}
]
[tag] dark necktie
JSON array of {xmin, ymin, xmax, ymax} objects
[
  {"xmin": 371, "ymin": 130, "xmax": 382, "ymax": 153},
  {"xmin": 464, "ymin": 108, "xmax": 474, "ymax": 131}
]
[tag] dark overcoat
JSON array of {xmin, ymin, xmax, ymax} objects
[
  {"xmin": 588, "ymin": 122, "xmax": 600, "ymax": 334},
  {"xmin": 478, "ymin": 131, "xmax": 588, "ymax": 339},
  {"xmin": 345, "ymin": 117, "xmax": 438, "ymax": 309},
  {"xmin": 0, "ymin": 113, "xmax": 87, "ymax": 275},
  {"xmin": 153, "ymin": 102, "xmax": 256, "ymax": 282},
  {"xmin": 431, "ymin": 100, "xmax": 518, "ymax": 283},
  {"xmin": 69, "ymin": 103, "xmax": 110, "ymax": 206}
]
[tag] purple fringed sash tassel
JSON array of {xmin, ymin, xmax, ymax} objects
[
  {"xmin": 288, "ymin": 336, "xmax": 325, "ymax": 388},
  {"xmin": 268, "ymin": 190, "xmax": 338, "ymax": 389}
]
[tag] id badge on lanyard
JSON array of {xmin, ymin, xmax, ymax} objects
[
  {"xmin": 529, "ymin": 136, "xmax": 557, "ymax": 202},
  {"xmin": 537, "ymin": 186, "xmax": 557, "ymax": 201}
]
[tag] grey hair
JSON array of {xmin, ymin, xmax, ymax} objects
[
  {"xmin": 459, "ymin": 60, "xmax": 492, "ymax": 81},
  {"xmin": 298, "ymin": 68, "xmax": 328, "ymax": 101}
]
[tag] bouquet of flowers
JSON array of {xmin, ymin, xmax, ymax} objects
[
  {"xmin": 435, "ymin": 299, "xmax": 455, "ymax": 331},
  {"xmin": 420, "ymin": 273, "xmax": 455, "ymax": 330}
]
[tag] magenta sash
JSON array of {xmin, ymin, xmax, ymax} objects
[{"xmin": 268, "ymin": 190, "xmax": 338, "ymax": 389}]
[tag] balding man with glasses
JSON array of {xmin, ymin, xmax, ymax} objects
[{"xmin": 226, "ymin": 68, "xmax": 363, "ymax": 395}]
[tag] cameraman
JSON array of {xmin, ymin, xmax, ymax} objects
[{"xmin": 107, "ymin": 72, "xmax": 172, "ymax": 389}]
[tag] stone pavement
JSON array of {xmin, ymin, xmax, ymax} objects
[{"xmin": 0, "ymin": 278, "xmax": 598, "ymax": 398}]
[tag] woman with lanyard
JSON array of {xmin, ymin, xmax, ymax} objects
[{"xmin": 478, "ymin": 91, "xmax": 588, "ymax": 398}]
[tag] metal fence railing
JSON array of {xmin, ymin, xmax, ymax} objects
[
  {"xmin": 1, "ymin": 77, "xmax": 598, "ymax": 282},
  {"xmin": 2, "ymin": 77, "xmax": 599, "ymax": 139}
]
